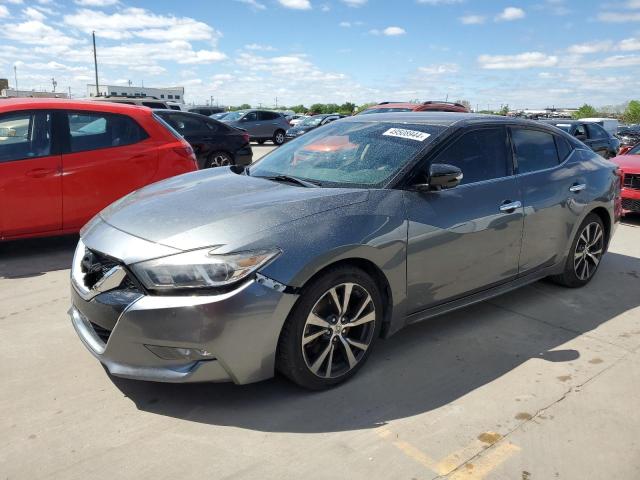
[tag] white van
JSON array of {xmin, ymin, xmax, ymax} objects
[{"xmin": 580, "ymin": 118, "xmax": 619, "ymax": 135}]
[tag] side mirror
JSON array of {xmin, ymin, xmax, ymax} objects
[{"xmin": 413, "ymin": 163, "xmax": 463, "ymax": 191}]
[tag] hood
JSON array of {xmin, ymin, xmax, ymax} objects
[
  {"xmin": 611, "ymin": 154, "xmax": 640, "ymax": 172},
  {"xmin": 99, "ymin": 168, "xmax": 369, "ymax": 251}
]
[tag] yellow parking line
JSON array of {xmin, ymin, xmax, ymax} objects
[
  {"xmin": 448, "ymin": 442, "xmax": 520, "ymax": 480},
  {"xmin": 375, "ymin": 428, "xmax": 439, "ymax": 472},
  {"xmin": 374, "ymin": 427, "xmax": 520, "ymax": 479}
]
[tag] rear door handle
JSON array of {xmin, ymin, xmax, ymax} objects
[
  {"xmin": 570, "ymin": 183, "xmax": 586, "ymax": 193},
  {"xmin": 499, "ymin": 200, "xmax": 522, "ymax": 213}
]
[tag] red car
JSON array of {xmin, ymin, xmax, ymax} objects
[
  {"xmin": 0, "ymin": 98, "xmax": 197, "ymax": 241},
  {"xmin": 359, "ymin": 101, "xmax": 470, "ymax": 115},
  {"xmin": 610, "ymin": 143, "xmax": 640, "ymax": 216}
]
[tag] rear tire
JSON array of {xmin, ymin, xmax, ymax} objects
[
  {"xmin": 273, "ymin": 130, "xmax": 286, "ymax": 146},
  {"xmin": 277, "ymin": 266, "xmax": 382, "ymax": 390},
  {"xmin": 551, "ymin": 213, "xmax": 606, "ymax": 288},
  {"xmin": 205, "ymin": 151, "xmax": 233, "ymax": 168}
]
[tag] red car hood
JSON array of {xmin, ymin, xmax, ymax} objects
[{"xmin": 611, "ymin": 154, "xmax": 640, "ymax": 173}]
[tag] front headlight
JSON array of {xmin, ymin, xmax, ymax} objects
[{"xmin": 131, "ymin": 248, "xmax": 281, "ymax": 291}]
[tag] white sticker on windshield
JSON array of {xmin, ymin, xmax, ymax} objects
[{"xmin": 383, "ymin": 128, "xmax": 431, "ymax": 142}]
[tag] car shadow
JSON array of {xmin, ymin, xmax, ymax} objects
[
  {"xmin": 111, "ymin": 251, "xmax": 640, "ymax": 433},
  {"xmin": 622, "ymin": 213, "xmax": 640, "ymax": 227},
  {"xmin": 0, "ymin": 235, "xmax": 78, "ymax": 279}
]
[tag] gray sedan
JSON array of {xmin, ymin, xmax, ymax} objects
[{"xmin": 70, "ymin": 113, "xmax": 620, "ymax": 390}]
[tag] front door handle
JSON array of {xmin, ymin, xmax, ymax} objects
[
  {"xmin": 499, "ymin": 200, "xmax": 522, "ymax": 213},
  {"xmin": 569, "ymin": 183, "xmax": 586, "ymax": 193},
  {"xmin": 26, "ymin": 168, "xmax": 56, "ymax": 178}
]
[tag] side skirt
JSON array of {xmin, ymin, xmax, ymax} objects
[{"xmin": 403, "ymin": 264, "xmax": 561, "ymax": 328}]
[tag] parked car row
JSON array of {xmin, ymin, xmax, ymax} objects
[{"xmin": 539, "ymin": 119, "xmax": 620, "ymax": 159}]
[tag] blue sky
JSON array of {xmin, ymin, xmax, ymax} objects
[{"xmin": 1, "ymin": 0, "xmax": 639, "ymax": 108}]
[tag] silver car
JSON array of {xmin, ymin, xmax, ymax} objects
[
  {"xmin": 70, "ymin": 113, "xmax": 620, "ymax": 390},
  {"xmin": 221, "ymin": 109, "xmax": 291, "ymax": 145}
]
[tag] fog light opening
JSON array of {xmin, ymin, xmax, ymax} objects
[{"xmin": 145, "ymin": 344, "xmax": 216, "ymax": 361}]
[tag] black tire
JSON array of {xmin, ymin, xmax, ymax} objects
[
  {"xmin": 551, "ymin": 213, "xmax": 606, "ymax": 288},
  {"xmin": 205, "ymin": 151, "xmax": 233, "ymax": 168},
  {"xmin": 257, "ymin": 140, "xmax": 266, "ymax": 145},
  {"xmin": 277, "ymin": 266, "xmax": 383, "ymax": 390},
  {"xmin": 273, "ymin": 130, "xmax": 286, "ymax": 146}
]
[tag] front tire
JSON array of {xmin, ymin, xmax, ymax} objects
[
  {"xmin": 273, "ymin": 130, "xmax": 286, "ymax": 145},
  {"xmin": 551, "ymin": 213, "xmax": 606, "ymax": 288},
  {"xmin": 277, "ymin": 266, "xmax": 382, "ymax": 390}
]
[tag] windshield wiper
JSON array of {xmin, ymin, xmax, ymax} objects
[{"xmin": 261, "ymin": 175, "xmax": 321, "ymax": 188}]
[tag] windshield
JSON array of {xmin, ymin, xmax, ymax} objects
[
  {"xmin": 360, "ymin": 108, "xmax": 414, "ymax": 115},
  {"xmin": 298, "ymin": 116, "xmax": 326, "ymax": 127},
  {"xmin": 222, "ymin": 111, "xmax": 247, "ymax": 122},
  {"xmin": 249, "ymin": 121, "xmax": 443, "ymax": 188},
  {"xmin": 211, "ymin": 112, "xmax": 228, "ymax": 119}
]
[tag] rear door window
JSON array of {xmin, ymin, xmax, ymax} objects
[
  {"xmin": 66, "ymin": 112, "xmax": 148, "ymax": 153},
  {"xmin": 0, "ymin": 111, "xmax": 52, "ymax": 162},
  {"xmin": 162, "ymin": 113, "xmax": 209, "ymax": 136},
  {"xmin": 244, "ymin": 112, "xmax": 258, "ymax": 122},
  {"xmin": 431, "ymin": 127, "xmax": 511, "ymax": 185},
  {"xmin": 586, "ymin": 124, "xmax": 607, "ymax": 140},
  {"xmin": 511, "ymin": 128, "xmax": 560, "ymax": 174}
]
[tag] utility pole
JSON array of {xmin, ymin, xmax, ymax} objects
[
  {"xmin": 275, "ymin": 96, "xmax": 278, "ymax": 108},
  {"xmin": 13, "ymin": 65, "xmax": 19, "ymax": 97},
  {"xmin": 92, "ymin": 31, "xmax": 100, "ymax": 97},
  {"xmin": 210, "ymin": 95, "xmax": 214, "ymax": 106},
  {"xmin": 51, "ymin": 77, "xmax": 57, "ymax": 92},
  {"xmin": 68, "ymin": 86, "xmax": 72, "ymax": 99}
]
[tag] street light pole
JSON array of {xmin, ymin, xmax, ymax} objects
[
  {"xmin": 14, "ymin": 65, "xmax": 19, "ymax": 97},
  {"xmin": 92, "ymin": 31, "xmax": 100, "ymax": 97}
]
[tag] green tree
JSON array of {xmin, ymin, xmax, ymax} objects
[
  {"xmin": 339, "ymin": 102, "xmax": 356, "ymax": 115},
  {"xmin": 238, "ymin": 103, "xmax": 251, "ymax": 110},
  {"xmin": 290, "ymin": 104, "xmax": 307, "ymax": 114},
  {"xmin": 355, "ymin": 102, "xmax": 377, "ymax": 113},
  {"xmin": 623, "ymin": 100, "xmax": 640, "ymax": 124},
  {"xmin": 309, "ymin": 103, "xmax": 326, "ymax": 115},
  {"xmin": 499, "ymin": 104, "xmax": 510, "ymax": 116},
  {"xmin": 572, "ymin": 104, "xmax": 598, "ymax": 119}
]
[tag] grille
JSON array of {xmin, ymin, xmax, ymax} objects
[
  {"xmin": 622, "ymin": 198, "xmax": 640, "ymax": 212},
  {"xmin": 623, "ymin": 173, "xmax": 640, "ymax": 190},
  {"xmin": 90, "ymin": 322, "xmax": 112, "ymax": 344}
]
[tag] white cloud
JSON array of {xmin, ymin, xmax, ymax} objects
[
  {"xmin": 64, "ymin": 8, "xmax": 220, "ymax": 42},
  {"xmin": 479, "ymin": 52, "xmax": 558, "ymax": 69},
  {"xmin": 460, "ymin": 14, "xmax": 486, "ymax": 24},
  {"xmin": 75, "ymin": 0, "xmax": 119, "ymax": 5},
  {"xmin": 278, "ymin": 0, "xmax": 311, "ymax": 9},
  {"xmin": 342, "ymin": 0, "xmax": 367, "ymax": 6},
  {"xmin": 417, "ymin": 0, "xmax": 463, "ymax": 4},
  {"xmin": 567, "ymin": 40, "xmax": 612, "ymax": 54},
  {"xmin": 618, "ymin": 37, "xmax": 640, "ymax": 51},
  {"xmin": 234, "ymin": 0, "xmax": 266, "ymax": 10},
  {"xmin": 598, "ymin": 12, "xmax": 640, "ymax": 22},
  {"xmin": 583, "ymin": 54, "xmax": 640, "ymax": 69},
  {"xmin": 340, "ymin": 21, "xmax": 351, "ymax": 27},
  {"xmin": 383, "ymin": 26, "xmax": 406, "ymax": 36},
  {"xmin": 418, "ymin": 63, "xmax": 459, "ymax": 74},
  {"xmin": 1, "ymin": 19, "xmax": 77, "ymax": 46},
  {"xmin": 0, "ymin": 5, "xmax": 9, "ymax": 18},
  {"xmin": 244, "ymin": 43, "xmax": 276, "ymax": 51},
  {"xmin": 495, "ymin": 7, "xmax": 525, "ymax": 21}
]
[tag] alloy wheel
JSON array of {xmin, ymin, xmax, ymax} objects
[
  {"xmin": 574, "ymin": 221, "xmax": 604, "ymax": 281},
  {"xmin": 301, "ymin": 282, "xmax": 377, "ymax": 379},
  {"xmin": 209, "ymin": 153, "xmax": 231, "ymax": 168},
  {"xmin": 275, "ymin": 132, "xmax": 285, "ymax": 145}
]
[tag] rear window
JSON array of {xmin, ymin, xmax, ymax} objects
[
  {"xmin": 67, "ymin": 112, "xmax": 148, "ymax": 153},
  {"xmin": 512, "ymin": 128, "xmax": 560, "ymax": 174}
]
